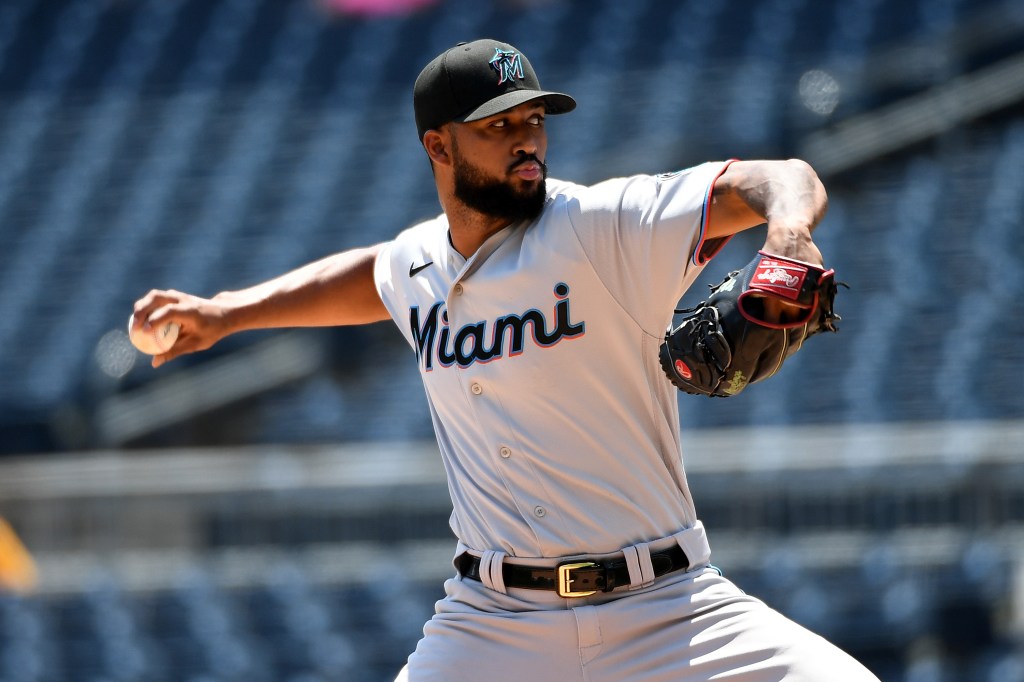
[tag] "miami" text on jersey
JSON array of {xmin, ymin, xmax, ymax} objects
[{"xmin": 410, "ymin": 282, "xmax": 586, "ymax": 370}]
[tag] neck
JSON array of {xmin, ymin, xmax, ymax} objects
[{"xmin": 440, "ymin": 193, "xmax": 513, "ymax": 259}]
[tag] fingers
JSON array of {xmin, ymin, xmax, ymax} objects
[
  {"xmin": 150, "ymin": 321, "xmax": 211, "ymax": 367},
  {"xmin": 151, "ymin": 338, "xmax": 190, "ymax": 368},
  {"xmin": 132, "ymin": 290, "xmax": 184, "ymax": 329},
  {"xmin": 147, "ymin": 301, "xmax": 183, "ymax": 329},
  {"xmin": 131, "ymin": 289, "xmax": 218, "ymax": 368}
]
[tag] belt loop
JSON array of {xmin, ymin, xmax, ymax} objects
[
  {"xmin": 479, "ymin": 550, "xmax": 508, "ymax": 594},
  {"xmin": 673, "ymin": 521, "xmax": 712, "ymax": 570},
  {"xmin": 622, "ymin": 542, "xmax": 655, "ymax": 589}
]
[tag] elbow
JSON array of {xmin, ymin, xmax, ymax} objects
[{"xmin": 786, "ymin": 158, "xmax": 828, "ymax": 224}]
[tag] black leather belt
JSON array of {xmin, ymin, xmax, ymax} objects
[{"xmin": 455, "ymin": 545, "xmax": 689, "ymax": 598}]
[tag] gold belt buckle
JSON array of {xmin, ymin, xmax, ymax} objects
[{"xmin": 557, "ymin": 561, "xmax": 598, "ymax": 598}]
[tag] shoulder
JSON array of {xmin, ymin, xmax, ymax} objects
[
  {"xmin": 548, "ymin": 163, "xmax": 725, "ymax": 216},
  {"xmin": 392, "ymin": 213, "xmax": 447, "ymax": 249},
  {"xmin": 543, "ymin": 175, "xmax": 666, "ymax": 229},
  {"xmin": 545, "ymin": 162, "xmax": 733, "ymax": 267},
  {"xmin": 374, "ymin": 214, "xmax": 446, "ymax": 286},
  {"xmin": 385, "ymin": 214, "xmax": 447, "ymax": 263},
  {"xmin": 543, "ymin": 177, "xmax": 634, "ymax": 222}
]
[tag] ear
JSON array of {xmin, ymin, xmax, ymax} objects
[{"xmin": 422, "ymin": 129, "xmax": 451, "ymax": 167}]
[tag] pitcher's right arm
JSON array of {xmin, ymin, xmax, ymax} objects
[{"xmin": 130, "ymin": 243, "xmax": 389, "ymax": 367}]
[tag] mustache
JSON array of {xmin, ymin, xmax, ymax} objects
[{"xmin": 509, "ymin": 155, "xmax": 547, "ymax": 173}]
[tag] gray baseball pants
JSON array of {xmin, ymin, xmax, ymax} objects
[{"xmin": 396, "ymin": 531, "xmax": 880, "ymax": 681}]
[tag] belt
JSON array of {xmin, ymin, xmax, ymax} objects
[{"xmin": 455, "ymin": 545, "xmax": 689, "ymax": 598}]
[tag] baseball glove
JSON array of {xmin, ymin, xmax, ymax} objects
[{"xmin": 659, "ymin": 251, "xmax": 843, "ymax": 397}]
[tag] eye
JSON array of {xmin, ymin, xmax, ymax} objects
[
  {"xmin": 528, "ymin": 114, "xmax": 545, "ymax": 126},
  {"xmin": 489, "ymin": 119, "xmax": 507, "ymax": 128}
]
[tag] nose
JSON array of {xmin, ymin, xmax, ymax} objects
[
  {"xmin": 512, "ymin": 124, "xmax": 542, "ymax": 157},
  {"xmin": 513, "ymin": 135, "xmax": 538, "ymax": 157}
]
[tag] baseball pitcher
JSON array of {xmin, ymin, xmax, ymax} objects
[{"xmin": 131, "ymin": 39, "xmax": 877, "ymax": 682}]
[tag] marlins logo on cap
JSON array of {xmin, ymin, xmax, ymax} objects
[
  {"xmin": 413, "ymin": 39, "xmax": 576, "ymax": 140},
  {"xmin": 489, "ymin": 48, "xmax": 524, "ymax": 85}
]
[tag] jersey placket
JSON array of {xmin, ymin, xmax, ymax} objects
[{"xmin": 446, "ymin": 236, "xmax": 569, "ymax": 555}]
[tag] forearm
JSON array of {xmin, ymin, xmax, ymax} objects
[
  {"xmin": 216, "ymin": 244, "xmax": 390, "ymax": 333},
  {"xmin": 709, "ymin": 160, "xmax": 826, "ymax": 233},
  {"xmin": 737, "ymin": 159, "xmax": 825, "ymax": 224},
  {"xmin": 707, "ymin": 159, "xmax": 828, "ymax": 264},
  {"xmin": 132, "ymin": 243, "xmax": 390, "ymax": 366}
]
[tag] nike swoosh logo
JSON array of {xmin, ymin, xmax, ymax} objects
[{"xmin": 409, "ymin": 261, "xmax": 434, "ymax": 277}]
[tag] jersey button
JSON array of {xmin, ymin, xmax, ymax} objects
[
  {"xmin": 453, "ymin": 283, "xmax": 464, "ymax": 295},
  {"xmin": 470, "ymin": 383, "xmax": 483, "ymax": 395},
  {"xmin": 534, "ymin": 506, "xmax": 546, "ymax": 518},
  {"xmin": 499, "ymin": 446, "xmax": 511, "ymax": 458}
]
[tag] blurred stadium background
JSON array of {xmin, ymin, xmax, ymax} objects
[{"xmin": 0, "ymin": 0, "xmax": 1023, "ymax": 680}]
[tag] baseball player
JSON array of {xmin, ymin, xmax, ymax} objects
[{"xmin": 132, "ymin": 39, "xmax": 879, "ymax": 681}]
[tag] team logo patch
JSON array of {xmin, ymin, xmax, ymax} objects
[
  {"xmin": 489, "ymin": 48, "xmax": 524, "ymax": 85},
  {"xmin": 752, "ymin": 258, "xmax": 807, "ymax": 301}
]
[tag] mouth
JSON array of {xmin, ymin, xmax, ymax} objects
[{"xmin": 511, "ymin": 159, "xmax": 544, "ymax": 181}]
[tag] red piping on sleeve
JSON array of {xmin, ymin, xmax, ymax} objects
[{"xmin": 692, "ymin": 158, "xmax": 739, "ymax": 266}]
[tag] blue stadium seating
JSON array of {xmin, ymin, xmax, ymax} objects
[
  {"xmin": 0, "ymin": 0, "xmax": 1022, "ymax": 679},
  {"xmin": 0, "ymin": 0, "xmax": 1018, "ymax": 449}
]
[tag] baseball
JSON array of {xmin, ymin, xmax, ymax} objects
[{"xmin": 127, "ymin": 313, "xmax": 180, "ymax": 355}]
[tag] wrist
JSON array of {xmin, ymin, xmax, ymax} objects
[
  {"xmin": 210, "ymin": 291, "xmax": 251, "ymax": 335},
  {"xmin": 762, "ymin": 223, "xmax": 822, "ymax": 266}
]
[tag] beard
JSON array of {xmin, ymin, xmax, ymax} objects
[{"xmin": 451, "ymin": 147, "xmax": 548, "ymax": 224}]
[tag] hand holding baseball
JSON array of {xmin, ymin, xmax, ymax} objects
[
  {"xmin": 127, "ymin": 313, "xmax": 180, "ymax": 355},
  {"xmin": 130, "ymin": 289, "xmax": 232, "ymax": 367}
]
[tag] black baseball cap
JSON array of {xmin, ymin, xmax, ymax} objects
[{"xmin": 413, "ymin": 39, "xmax": 576, "ymax": 140}]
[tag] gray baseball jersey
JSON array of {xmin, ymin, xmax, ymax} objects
[
  {"xmin": 377, "ymin": 163, "xmax": 882, "ymax": 681},
  {"xmin": 374, "ymin": 161, "xmax": 731, "ymax": 559}
]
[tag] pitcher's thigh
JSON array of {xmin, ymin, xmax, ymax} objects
[
  {"xmin": 590, "ymin": 573, "xmax": 879, "ymax": 682},
  {"xmin": 399, "ymin": 606, "xmax": 584, "ymax": 682},
  {"xmin": 685, "ymin": 598, "xmax": 878, "ymax": 681}
]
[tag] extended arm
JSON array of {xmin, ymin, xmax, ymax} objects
[
  {"xmin": 131, "ymin": 243, "xmax": 390, "ymax": 367},
  {"xmin": 705, "ymin": 159, "xmax": 828, "ymax": 265}
]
